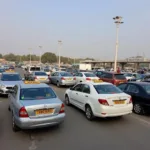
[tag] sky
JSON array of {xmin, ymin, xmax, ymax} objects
[{"xmin": 0, "ymin": 0, "xmax": 150, "ymax": 60}]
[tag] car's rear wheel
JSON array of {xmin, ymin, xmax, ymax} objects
[
  {"xmin": 133, "ymin": 103, "xmax": 145, "ymax": 115},
  {"xmin": 65, "ymin": 95, "xmax": 71, "ymax": 106},
  {"xmin": 85, "ymin": 105, "xmax": 94, "ymax": 121},
  {"xmin": 57, "ymin": 81, "xmax": 60, "ymax": 87},
  {"xmin": 8, "ymin": 106, "xmax": 10, "ymax": 111},
  {"xmin": 12, "ymin": 114, "xmax": 20, "ymax": 132}
]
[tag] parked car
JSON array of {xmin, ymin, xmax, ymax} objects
[
  {"xmin": 74, "ymin": 72, "xmax": 100, "ymax": 84},
  {"xmin": 99, "ymin": 72, "xmax": 127, "ymax": 86},
  {"xmin": 65, "ymin": 82, "xmax": 132, "ymax": 120},
  {"xmin": 117, "ymin": 82, "xmax": 150, "ymax": 114},
  {"xmin": 50, "ymin": 71, "xmax": 76, "ymax": 87}
]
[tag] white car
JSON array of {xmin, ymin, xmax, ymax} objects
[
  {"xmin": 65, "ymin": 81, "xmax": 133, "ymax": 120},
  {"xmin": 74, "ymin": 72, "xmax": 100, "ymax": 84}
]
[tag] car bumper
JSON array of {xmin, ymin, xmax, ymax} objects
[
  {"xmin": 36, "ymin": 79, "xmax": 49, "ymax": 84},
  {"xmin": 15, "ymin": 113, "xmax": 65, "ymax": 129},
  {"xmin": 94, "ymin": 104, "xmax": 133, "ymax": 118},
  {"xmin": 60, "ymin": 81, "xmax": 75, "ymax": 86}
]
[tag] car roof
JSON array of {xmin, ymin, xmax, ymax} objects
[
  {"xmin": 80, "ymin": 82, "xmax": 112, "ymax": 86},
  {"xmin": 81, "ymin": 72, "xmax": 94, "ymax": 74},
  {"xmin": 2, "ymin": 72, "xmax": 19, "ymax": 75},
  {"xmin": 19, "ymin": 83, "xmax": 49, "ymax": 89}
]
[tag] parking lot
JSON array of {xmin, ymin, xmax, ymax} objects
[{"xmin": 1, "ymin": 68, "xmax": 150, "ymax": 150}]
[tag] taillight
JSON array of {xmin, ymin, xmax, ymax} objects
[
  {"xmin": 129, "ymin": 97, "xmax": 132, "ymax": 104},
  {"xmin": 61, "ymin": 77, "xmax": 65, "ymax": 80},
  {"xmin": 98, "ymin": 99, "xmax": 109, "ymax": 106},
  {"xmin": 34, "ymin": 76, "xmax": 37, "ymax": 79},
  {"xmin": 19, "ymin": 107, "xmax": 29, "ymax": 118},
  {"xmin": 112, "ymin": 79, "xmax": 117, "ymax": 85},
  {"xmin": 73, "ymin": 77, "xmax": 76, "ymax": 80},
  {"xmin": 59, "ymin": 103, "xmax": 65, "ymax": 113},
  {"xmin": 86, "ymin": 78, "xmax": 91, "ymax": 81}
]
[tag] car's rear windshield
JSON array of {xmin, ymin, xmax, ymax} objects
[
  {"xmin": 35, "ymin": 72, "xmax": 47, "ymax": 76},
  {"xmin": 1, "ymin": 74, "xmax": 21, "ymax": 81},
  {"xmin": 84, "ymin": 73, "xmax": 96, "ymax": 77},
  {"xmin": 20, "ymin": 87, "xmax": 56, "ymax": 100},
  {"xmin": 44, "ymin": 68, "xmax": 50, "ymax": 72},
  {"xmin": 94, "ymin": 84, "xmax": 123, "ymax": 94},
  {"xmin": 141, "ymin": 84, "xmax": 150, "ymax": 94},
  {"xmin": 60, "ymin": 72, "xmax": 73, "ymax": 76},
  {"xmin": 114, "ymin": 74, "xmax": 126, "ymax": 80},
  {"xmin": 30, "ymin": 67, "xmax": 40, "ymax": 71},
  {"xmin": 124, "ymin": 73, "xmax": 132, "ymax": 77}
]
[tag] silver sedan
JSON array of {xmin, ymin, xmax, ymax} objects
[
  {"xmin": 8, "ymin": 81, "xmax": 65, "ymax": 132},
  {"xmin": 50, "ymin": 71, "xmax": 76, "ymax": 87}
]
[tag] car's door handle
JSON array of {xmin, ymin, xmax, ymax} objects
[
  {"xmin": 76, "ymin": 93, "xmax": 78, "ymax": 95},
  {"xmin": 85, "ymin": 95, "xmax": 88, "ymax": 97}
]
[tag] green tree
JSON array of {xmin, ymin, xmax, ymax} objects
[
  {"xmin": 41, "ymin": 52, "xmax": 57, "ymax": 63},
  {"xmin": 0, "ymin": 53, "xmax": 2, "ymax": 58},
  {"xmin": 3, "ymin": 53, "xmax": 16, "ymax": 61}
]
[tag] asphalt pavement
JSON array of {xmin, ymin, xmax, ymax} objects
[{"xmin": 1, "ymin": 68, "xmax": 150, "ymax": 150}]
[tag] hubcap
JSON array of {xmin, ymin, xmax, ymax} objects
[
  {"xmin": 65, "ymin": 97, "xmax": 69, "ymax": 104},
  {"xmin": 134, "ymin": 104, "xmax": 141, "ymax": 113},
  {"xmin": 86, "ymin": 107, "xmax": 91, "ymax": 119},
  {"xmin": 57, "ymin": 82, "xmax": 59, "ymax": 86},
  {"xmin": 12, "ymin": 115, "xmax": 15, "ymax": 128}
]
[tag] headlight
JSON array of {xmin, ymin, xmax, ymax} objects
[{"xmin": 0, "ymin": 84, "xmax": 5, "ymax": 88}]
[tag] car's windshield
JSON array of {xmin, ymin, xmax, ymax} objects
[
  {"xmin": 60, "ymin": 72, "xmax": 73, "ymax": 76},
  {"xmin": 124, "ymin": 73, "xmax": 132, "ymax": 77},
  {"xmin": 94, "ymin": 84, "xmax": 123, "ymax": 94},
  {"xmin": 84, "ymin": 73, "xmax": 96, "ymax": 77},
  {"xmin": 30, "ymin": 67, "xmax": 40, "ymax": 71},
  {"xmin": 114, "ymin": 74, "xmax": 126, "ymax": 79},
  {"xmin": 20, "ymin": 87, "xmax": 56, "ymax": 100},
  {"xmin": 35, "ymin": 72, "xmax": 47, "ymax": 76},
  {"xmin": 44, "ymin": 68, "xmax": 50, "ymax": 72},
  {"xmin": 0, "ymin": 69, "xmax": 5, "ymax": 73},
  {"xmin": 141, "ymin": 84, "xmax": 150, "ymax": 94},
  {"xmin": 1, "ymin": 74, "xmax": 22, "ymax": 81}
]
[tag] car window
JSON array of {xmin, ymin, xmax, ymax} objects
[
  {"xmin": 82, "ymin": 84, "xmax": 90, "ymax": 94},
  {"xmin": 60, "ymin": 72, "xmax": 73, "ymax": 76},
  {"xmin": 73, "ymin": 84, "xmax": 83, "ymax": 92},
  {"xmin": 1, "ymin": 74, "xmax": 22, "ymax": 81},
  {"xmin": 104, "ymin": 73, "xmax": 113, "ymax": 79},
  {"xmin": 117, "ymin": 83, "xmax": 127, "ymax": 91},
  {"xmin": 94, "ymin": 84, "xmax": 123, "ymax": 94},
  {"xmin": 79, "ymin": 73, "xmax": 83, "ymax": 77},
  {"xmin": 114, "ymin": 74, "xmax": 126, "ymax": 80},
  {"xmin": 30, "ymin": 67, "xmax": 41, "ymax": 71},
  {"xmin": 141, "ymin": 84, "xmax": 150, "ymax": 94},
  {"xmin": 35, "ymin": 72, "xmax": 47, "ymax": 76},
  {"xmin": 126, "ymin": 84, "xmax": 139, "ymax": 93},
  {"xmin": 84, "ymin": 73, "xmax": 96, "ymax": 77},
  {"xmin": 20, "ymin": 87, "xmax": 56, "ymax": 100}
]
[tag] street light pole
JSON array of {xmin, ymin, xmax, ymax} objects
[
  {"xmin": 58, "ymin": 40, "xmax": 62, "ymax": 70},
  {"xmin": 113, "ymin": 16, "xmax": 123, "ymax": 72},
  {"xmin": 29, "ymin": 48, "xmax": 32, "ymax": 65},
  {"xmin": 39, "ymin": 46, "xmax": 42, "ymax": 64}
]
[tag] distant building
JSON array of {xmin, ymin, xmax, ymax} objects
[{"xmin": 126, "ymin": 56, "xmax": 149, "ymax": 62}]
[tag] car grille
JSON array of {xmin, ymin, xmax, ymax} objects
[{"xmin": 6, "ymin": 87, "xmax": 13, "ymax": 89}]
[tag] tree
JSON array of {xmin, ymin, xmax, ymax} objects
[
  {"xmin": 0, "ymin": 53, "xmax": 2, "ymax": 58},
  {"xmin": 3, "ymin": 53, "xmax": 16, "ymax": 61},
  {"xmin": 41, "ymin": 52, "xmax": 57, "ymax": 63}
]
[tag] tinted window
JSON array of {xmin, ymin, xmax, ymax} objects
[
  {"xmin": 20, "ymin": 87, "xmax": 56, "ymax": 100},
  {"xmin": 117, "ymin": 83, "xmax": 127, "ymax": 91},
  {"xmin": 60, "ymin": 69, "xmax": 66, "ymax": 71},
  {"xmin": 141, "ymin": 84, "xmax": 150, "ymax": 94},
  {"xmin": 124, "ymin": 73, "xmax": 132, "ymax": 77},
  {"xmin": 73, "ymin": 84, "xmax": 83, "ymax": 92},
  {"xmin": 84, "ymin": 73, "xmax": 96, "ymax": 77},
  {"xmin": 82, "ymin": 84, "xmax": 90, "ymax": 94},
  {"xmin": 60, "ymin": 72, "xmax": 73, "ymax": 77},
  {"xmin": 94, "ymin": 84, "xmax": 122, "ymax": 94},
  {"xmin": 35, "ymin": 72, "xmax": 47, "ymax": 76},
  {"xmin": 30, "ymin": 67, "xmax": 40, "ymax": 71},
  {"xmin": 114, "ymin": 74, "xmax": 126, "ymax": 79},
  {"xmin": 1, "ymin": 74, "xmax": 22, "ymax": 81},
  {"xmin": 126, "ymin": 84, "xmax": 139, "ymax": 93},
  {"xmin": 104, "ymin": 73, "xmax": 113, "ymax": 79},
  {"xmin": 44, "ymin": 68, "xmax": 50, "ymax": 72}
]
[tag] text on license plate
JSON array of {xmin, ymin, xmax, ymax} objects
[
  {"xmin": 67, "ymin": 78, "xmax": 72, "ymax": 80},
  {"xmin": 35, "ymin": 108, "xmax": 54, "ymax": 115},
  {"xmin": 114, "ymin": 100, "xmax": 125, "ymax": 104}
]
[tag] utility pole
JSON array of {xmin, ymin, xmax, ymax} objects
[
  {"xmin": 39, "ymin": 46, "xmax": 42, "ymax": 64},
  {"xmin": 113, "ymin": 16, "xmax": 123, "ymax": 72},
  {"xmin": 58, "ymin": 40, "xmax": 62, "ymax": 70},
  {"xmin": 29, "ymin": 48, "xmax": 32, "ymax": 65}
]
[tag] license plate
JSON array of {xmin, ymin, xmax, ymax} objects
[
  {"xmin": 114, "ymin": 100, "xmax": 125, "ymax": 104},
  {"xmin": 92, "ymin": 79, "xmax": 100, "ymax": 83},
  {"xmin": 35, "ymin": 108, "xmax": 54, "ymax": 115},
  {"xmin": 40, "ymin": 78, "xmax": 46, "ymax": 80},
  {"xmin": 67, "ymin": 78, "xmax": 72, "ymax": 80},
  {"xmin": 119, "ymin": 82, "xmax": 124, "ymax": 84}
]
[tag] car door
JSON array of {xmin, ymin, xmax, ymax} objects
[
  {"xmin": 75, "ymin": 73, "xmax": 83, "ymax": 84},
  {"xmin": 50, "ymin": 72, "xmax": 57, "ymax": 84},
  {"xmin": 69, "ymin": 84, "xmax": 83, "ymax": 108},
  {"xmin": 125, "ymin": 84, "xmax": 141, "ymax": 104},
  {"xmin": 117, "ymin": 83, "xmax": 128, "ymax": 92},
  {"xmin": 79, "ymin": 84, "xmax": 91, "ymax": 110}
]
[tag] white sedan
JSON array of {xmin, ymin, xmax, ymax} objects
[
  {"xmin": 65, "ymin": 81, "xmax": 133, "ymax": 120},
  {"xmin": 74, "ymin": 72, "xmax": 100, "ymax": 84}
]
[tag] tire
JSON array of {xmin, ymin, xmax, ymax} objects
[
  {"xmin": 85, "ymin": 105, "xmax": 94, "ymax": 121},
  {"xmin": 57, "ymin": 81, "xmax": 60, "ymax": 87},
  {"xmin": 8, "ymin": 106, "xmax": 10, "ymax": 111},
  {"xmin": 133, "ymin": 103, "xmax": 145, "ymax": 115},
  {"xmin": 12, "ymin": 114, "xmax": 20, "ymax": 132},
  {"xmin": 65, "ymin": 95, "xmax": 71, "ymax": 106}
]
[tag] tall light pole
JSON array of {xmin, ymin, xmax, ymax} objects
[
  {"xmin": 29, "ymin": 48, "xmax": 32, "ymax": 65},
  {"xmin": 58, "ymin": 40, "xmax": 62, "ymax": 70},
  {"xmin": 39, "ymin": 46, "xmax": 42, "ymax": 64},
  {"xmin": 113, "ymin": 16, "xmax": 123, "ymax": 72}
]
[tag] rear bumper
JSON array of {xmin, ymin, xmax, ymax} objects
[
  {"xmin": 94, "ymin": 104, "xmax": 133, "ymax": 118},
  {"xmin": 15, "ymin": 113, "xmax": 65, "ymax": 129},
  {"xmin": 60, "ymin": 81, "xmax": 75, "ymax": 86}
]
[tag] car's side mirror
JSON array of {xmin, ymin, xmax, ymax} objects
[{"xmin": 22, "ymin": 78, "xmax": 25, "ymax": 81}]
